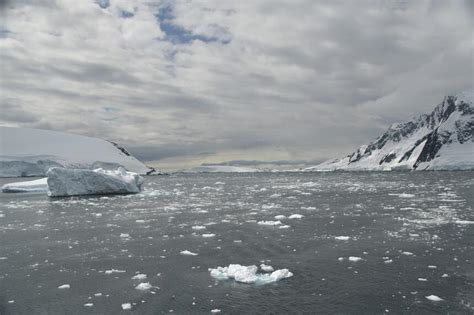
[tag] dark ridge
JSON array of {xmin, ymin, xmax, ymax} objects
[
  {"xmin": 108, "ymin": 141, "xmax": 132, "ymax": 156},
  {"xmin": 414, "ymin": 129, "xmax": 452, "ymax": 169},
  {"xmin": 398, "ymin": 134, "xmax": 430, "ymax": 163},
  {"xmin": 379, "ymin": 153, "xmax": 397, "ymax": 165}
]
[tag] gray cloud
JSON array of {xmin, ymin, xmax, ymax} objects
[{"xmin": 0, "ymin": 0, "xmax": 472, "ymax": 170}]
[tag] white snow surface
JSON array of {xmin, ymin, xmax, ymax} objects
[
  {"xmin": 210, "ymin": 264, "xmax": 293, "ymax": 284},
  {"xmin": 1, "ymin": 178, "xmax": 48, "ymax": 193},
  {"xmin": 47, "ymin": 167, "xmax": 144, "ymax": 197},
  {"xmin": 305, "ymin": 90, "xmax": 474, "ymax": 171},
  {"xmin": 0, "ymin": 127, "xmax": 152, "ymax": 177}
]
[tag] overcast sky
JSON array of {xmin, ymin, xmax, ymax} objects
[{"xmin": 0, "ymin": 0, "xmax": 472, "ymax": 169}]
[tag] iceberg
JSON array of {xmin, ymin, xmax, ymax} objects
[
  {"xmin": 1, "ymin": 178, "xmax": 48, "ymax": 193},
  {"xmin": 209, "ymin": 264, "xmax": 293, "ymax": 285},
  {"xmin": 47, "ymin": 167, "xmax": 144, "ymax": 197}
]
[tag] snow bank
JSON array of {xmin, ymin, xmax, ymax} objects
[
  {"xmin": 1, "ymin": 178, "xmax": 48, "ymax": 193},
  {"xmin": 47, "ymin": 167, "xmax": 144, "ymax": 197},
  {"xmin": 210, "ymin": 264, "xmax": 293, "ymax": 285}
]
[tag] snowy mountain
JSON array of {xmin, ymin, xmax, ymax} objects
[
  {"xmin": 0, "ymin": 127, "xmax": 156, "ymax": 177},
  {"xmin": 306, "ymin": 91, "xmax": 474, "ymax": 171}
]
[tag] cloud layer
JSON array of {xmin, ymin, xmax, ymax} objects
[{"xmin": 1, "ymin": 0, "xmax": 472, "ymax": 169}]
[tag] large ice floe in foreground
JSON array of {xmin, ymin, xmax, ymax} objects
[
  {"xmin": 209, "ymin": 264, "xmax": 293, "ymax": 285},
  {"xmin": 47, "ymin": 167, "xmax": 144, "ymax": 197},
  {"xmin": 1, "ymin": 167, "xmax": 144, "ymax": 197}
]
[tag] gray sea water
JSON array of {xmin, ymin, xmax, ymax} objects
[{"xmin": 0, "ymin": 172, "xmax": 473, "ymax": 314}]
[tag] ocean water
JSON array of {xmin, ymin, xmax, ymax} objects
[{"xmin": 0, "ymin": 172, "xmax": 473, "ymax": 314}]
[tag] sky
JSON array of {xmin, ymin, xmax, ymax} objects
[{"xmin": 0, "ymin": 0, "xmax": 472, "ymax": 170}]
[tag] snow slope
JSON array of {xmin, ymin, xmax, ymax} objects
[
  {"xmin": 306, "ymin": 90, "xmax": 474, "ymax": 171},
  {"xmin": 0, "ymin": 127, "xmax": 154, "ymax": 177}
]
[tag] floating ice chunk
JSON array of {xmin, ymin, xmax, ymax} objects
[
  {"xmin": 384, "ymin": 259, "xmax": 393, "ymax": 264},
  {"xmin": 47, "ymin": 167, "xmax": 144, "ymax": 197},
  {"xmin": 58, "ymin": 284, "xmax": 70, "ymax": 289},
  {"xmin": 274, "ymin": 215, "xmax": 286, "ymax": 220},
  {"xmin": 211, "ymin": 309, "xmax": 221, "ymax": 313},
  {"xmin": 84, "ymin": 303, "xmax": 93, "ymax": 307},
  {"xmin": 94, "ymin": 293, "xmax": 102, "ymax": 297},
  {"xmin": 180, "ymin": 250, "xmax": 198, "ymax": 256},
  {"xmin": 209, "ymin": 264, "xmax": 293, "ymax": 284},
  {"xmin": 338, "ymin": 257, "xmax": 344, "ymax": 261},
  {"xmin": 260, "ymin": 264, "xmax": 274, "ymax": 272},
  {"xmin": 455, "ymin": 220, "xmax": 474, "ymax": 225},
  {"xmin": 257, "ymin": 220, "xmax": 282, "ymax": 226},
  {"xmin": 428, "ymin": 265, "xmax": 437, "ymax": 269},
  {"xmin": 202, "ymin": 233, "xmax": 216, "ymax": 238},
  {"xmin": 334, "ymin": 236, "xmax": 350, "ymax": 241},
  {"xmin": 122, "ymin": 303, "xmax": 132, "ymax": 310},
  {"xmin": 192, "ymin": 225, "xmax": 206, "ymax": 230},
  {"xmin": 418, "ymin": 278, "xmax": 427, "ymax": 281},
  {"xmin": 1, "ymin": 178, "xmax": 48, "ymax": 193},
  {"xmin": 135, "ymin": 282, "xmax": 153, "ymax": 291},
  {"xmin": 425, "ymin": 295, "xmax": 443, "ymax": 302},
  {"xmin": 120, "ymin": 233, "xmax": 130, "ymax": 238},
  {"xmin": 131, "ymin": 274, "xmax": 147, "ymax": 280},
  {"xmin": 105, "ymin": 269, "xmax": 126, "ymax": 274},
  {"xmin": 348, "ymin": 256, "xmax": 362, "ymax": 262},
  {"xmin": 279, "ymin": 225, "xmax": 291, "ymax": 229},
  {"xmin": 288, "ymin": 214, "xmax": 304, "ymax": 219},
  {"xmin": 441, "ymin": 274, "xmax": 449, "ymax": 278},
  {"xmin": 402, "ymin": 251, "xmax": 414, "ymax": 256}
]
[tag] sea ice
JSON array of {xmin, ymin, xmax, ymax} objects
[
  {"xmin": 274, "ymin": 215, "xmax": 286, "ymax": 220},
  {"xmin": 202, "ymin": 233, "xmax": 216, "ymax": 238},
  {"xmin": 135, "ymin": 282, "xmax": 153, "ymax": 291},
  {"xmin": 192, "ymin": 225, "xmax": 206, "ymax": 230},
  {"xmin": 334, "ymin": 236, "xmax": 350, "ymax": 241},
  {"xmin": 1, "ymin": 178, "xmax": 48, "ymax": 193},
  {"xmin": 84, "ymin": 303, "xmax": 93, "ymax": 307},
  {"xmin": 348, "ymin": 256, "xmax": 362, "ymax": 262},
  {"xmin": 131, "ymin": 274, "xmax": 147, "ymax": 280},
  {"xmin": 257, "ymin": 220, "xmax": 282, "ymax": 226},
  {"xmin": 105, "ymin": 269, "xmax": 126, "ymax": 274},
  {"xmin": 58, "ymin": 284, "xmax": 70, "ymax": 289},
  {"xmin": 260, "ymin": 264, "xmax": 274, "ymax": 272},
  {"xmin": 122, "ymin": 303, "xmax": 132, "ymax": 310},
  {"xmin": 47, "ymin": 167, "xmax": 144, "ymax": 197},
  {"xmin": 455, "ymin": 220, "xmax": 474, "ymax": 225},
  {"xmin": 425, "ymin": 295, "xmax": 443, "ymax": 302},
  {"xmin": 211, "ymin": 309, "xmax": 221, "ymax": 313},
  {"xmin": 180, "ymin": 250, "xmax": 198, "ymax": 256},
  {"xmin": 288, "ymin": 214, "xmax": 304, "ymax": 219},
  {"xmin": 209, "ymin": 264, "xmax": 293, "ymax": 285}
]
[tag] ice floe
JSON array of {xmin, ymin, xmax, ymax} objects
[
  {"xmin": 202, "ymin": 233, "xmax": 216, "ymax": 238},
  {"xmin": 105, "ymin": 269, "xmax": 126, "ymax": 274},
  {"xmin": 288, "ymin": 214, "xmax": 304, "ymax": 219},
  {"xmin": 47, "ymin": 167, "xmax": 144, "ymax": 197},
  {"xmin": 135, "ymin": 282, "xmax": 153, "ymax": 291},
  {"xmin": 425, "ymin": 295, "xmax": 443, "ymax": 302},
  {"xmin": 1, "ymin": 178, "xmax": 48, "ymax": 193},
  {"xmin": 180, "ymin": 250, "xmax": 198, "ymax": 256},
  {"xmin": 131, "ymin": 274, "xmax": 147, "ymax": 280},
  {"xmin": 122, "ymin": 303, "xmax": 132, "ymax": 310},
  {"xmin": 211, "ymin": 309, "xmax": 221, "ymax": 313},
  {"xmin": 260, "ymin": 264, "xmax": 274, "ymax": 272},
  {"xmin": 334, "ymin": 236, "xmax": 350, "ymax": 241},
  {"xmin": 257, "ymin": 220, "xmax": 282, "ymax": 226},
  {"xmin": 274, "ymin": 215, "xmax": 286, "ymax": 220},
  {"xmin": 58, "ymin": 284, "xmax": 70, "ymax": 289},
  {"xmin": 209, "ymin": 264, "xmax": 293, "ymax": 284},
  {"xmin": 348, "ymin": 256, "xmax": 363, "ymax": 262}
]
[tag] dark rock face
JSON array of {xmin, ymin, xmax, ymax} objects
[
  {"xmin": 332, "ymin": 92, "xmax": 473, "ymax": 170},
  {"xmin": 108, "ymin": 141, "xmax": 132, "ymax": 156}
]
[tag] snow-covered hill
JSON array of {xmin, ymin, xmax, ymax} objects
[
  {"xmin": 306, "ymin": 91, "xmax": 474, "ymax": 171},
  {"xmin": 0, "ymin": 127, "xmax": 155, "ymax": 177}
]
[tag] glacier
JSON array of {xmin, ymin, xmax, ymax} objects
[
  {"xmin": 0, "ymin": 127, "xmax": 155, "ymax": 177},
  {"xmin": 47, "ymin": 167, "xmax": 144, "ymax": 197},
  {"xmin": 306, "ymin": 90, "xmax": 474, "ymax": 171}
]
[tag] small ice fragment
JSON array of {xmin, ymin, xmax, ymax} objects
[
  {"xmin": 428, "ymin": 265, "xmax": 437, "ymax": 269},
  {"xmin": 338, "ymin": 257, "xmax": 344, "ymax": 261},
  {"xmin": 288, "ymin": 214, "xmax": 304, "ymax": 219},
  {"xmin": 418, "ymin": 278, "xmax": 427, "ymax": 281},
  {"xmin": 192, "ymin": 225, "xmax": 206, "ymax": 230},
  {"xmin": 135, "ymin": 282, "xmax": 153, "ymax": 291},
  {"xmin": 279, "ymin": 225, "xmax": 291, "ymax": 229},
  {"xmin": 335, "ymin": 236, "xmax": 350, "ymax": 241},
  {"xmin": 384, "ymin": 259, "xmax": 393, "ymax": 264},
  {"xmin": 136, "ymin": 220, "xmax": 146, "ymax": 223},
  {"xmin": 260, "ymin": 264, "xmax": 274, "ymax": 272},
  {"xmin": 84, "ymin": 303, "xmax": 93, "ymax": 307},
  {"xmin": 94, "ymin": 293, "xmax": 102, "ymax": 297},
  {"xmin": 202, "ymin": 233, "xmax": 216, "ymax": 238},
  {"xmin": 257, "ymin": 220, "xmax": 281, "ymax": 226},
  {"xmin": 402, "ymin": 252, "xmax": 414, "ymax": 256},
  {"xmin": 454, "ymin": 220, "xmax": 474, "ymax": 225},
  {"xmin": 425, "ymin": 295, "xmax": 443, "ymax": 302},
  {"xmin": 122, "ymin": 303, "xmax": 132, "ymax": 310},
  {"xmin": 441, "ymin": 274, "xmax": 448, "ymax": 278},
  {"xmin": 105, "ymin": 269, "xmax": 126, "ymax": 274},
  {"xmin": 120, "ymin": 233, "xmax": 130, "ymax": 238},
  {"xmin": 131, "ymin": 274, "xmax": 147, "ymax": 280},
  {"xmin": 180, "ymin": 250, "xmax": 198, "ymax": 256},
  {"xmin": 211, "ymin": 310, "xmax": 221, "ymax": 313},
  {"xmin": 348, "ymin": 256, "xmax": 362, "ymax": 262},
  {"xmin": 274, "ymin": 215, "xmax": 286, "ymax": 220},
  {"xmin": 8, "ymin": 300, "xmax": 14, "ymax": 303},
  {"xmin": 58, "ymin": 284, "xmax": 70, "ymax": 289}
]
